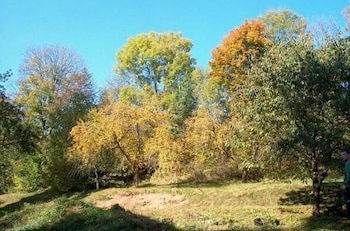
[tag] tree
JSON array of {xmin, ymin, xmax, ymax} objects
[
  {"xmin": 146, "ymin": 106, "xmax": 236, "ymax": 182},
  {"xmin": 183, "ymin": 107, "xmax": 234, "ymax": 179},
  {"xmin": 209, "ymin": 21, "xmax": 274, "ymax": 179},
  {"xmin": 1, "ymin": 70, "xmax": 35, "ymax": 151},
  {"xmin": 0, "ymin": 71, "xmax": 36, "ymax": 192},
  {"xmin": 115, "ymin": 32, "xmax": 195, "ymax": 94},
  {"xmin": 69, "ymin": 97, "xmax": 164, "ymax": 187},
  {"xmin": 209, "ymin": 20, "xmax": 272, "ymax": 92},
  {"xmin": 16, "ymin": 45, "xmax": 95, "ymax": 191},
  {"xmin": 260, "ymin": 10, "xmax": 307, "ymax": 43},
  {"xmin": 0, "ymin": 70, "xmax": 10, "ymax": 97},
  {"xmin": 116, "ymin": 32, "xmax": 198, "ymax": 137},
  {"xmin": 17, "ymin": 46, "xmax": 94, "ymax": 137},
  {"xmin": 145, "ymin": 115, "xmax": 190, "ymax": 178},
  {"xmin": 246, "ymin": 37, "xmax": 350, "ymax": 215},
  {"xmin": 68, "ymin": 108, "xmax": 122, "ymax": 190},
  {"xmin": 190, "ymin": 68, "xmax": 231, "ymax": 122},
  {"xmin": 167, "ymin": 74, "xmax": 197, "ymax": 137}
]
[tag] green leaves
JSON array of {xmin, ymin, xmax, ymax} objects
[
  {"xmin": 248, "ymin": 36, "xmax": 350, "ymax": 172},
  {"xmin": 115, "ymin": 32, "xmax": 195, "ymax": 94},
  {"xmin": 0, "ymin": 71, "xmax": 36, "ymax": 153},
  {"xmin": 0, "ymin": 71, "xmax": 37, "ymax": 193},
  {"xmin": 260, "ymin": 10, "xmax": 307, "ymax": 44},
  {"xmin": 15, "ymin": 46, "xmax": 95, "ymax": 191},
  {"xmin": 243, "ymin": 36, "xmax": 350, "ymax": 214}
]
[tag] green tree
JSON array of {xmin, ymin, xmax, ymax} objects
[
  {"xmin": 116, "ymin": 32, "xmax": 197, "ymax": 136},
  {"xmin": 1, "ymin": 71, "xmax": 35, "ymax": 151},
  {"xmin": 115, "ymin": 32, "xmax": 195, "ymax": 94},
  {"xmin": 0, "ymin": 71, "xmax": 37, "ymax": 192},
  {"xmin": 247, "ymin": 37, "xmax": 350, "ymax": 215},
  {"xmin": 16, "ymin": 46, "xmax": 95, "ymax": 191},
  {"xmin": 260, "ymin": 10, "xmax": 307, "ymax": 43},
  {"xmin": 167, "ymin": 74, "xmax": 197, "ymax": 137}
]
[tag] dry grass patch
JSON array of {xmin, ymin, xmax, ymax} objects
[
  {"xmin": 0, "ymin": 193, "xmax": 31, "ymax": 208},
  {"xmin": 94, "ymin": 192, "xmax": 187, "ymax": 210}
]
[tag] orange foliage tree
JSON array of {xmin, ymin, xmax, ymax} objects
[{"xmin": 209, "ymin": 20, "xmax": 272, "ymax": 91}]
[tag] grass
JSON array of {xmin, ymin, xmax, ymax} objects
[{"xmin": 0, "ymin": 180, "xmax": 350, "ymax": 230}]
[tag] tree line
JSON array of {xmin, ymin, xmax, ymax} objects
[{"xmin": 1, "ymin": 9, "xmax": 350, "ymax": 215}]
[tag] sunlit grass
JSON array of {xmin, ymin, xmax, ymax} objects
[{"xmin": 1, "ymin": 180, "xmax": 349, "ymax": 230}]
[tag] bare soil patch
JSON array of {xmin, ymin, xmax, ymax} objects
[
  {"xmin": 94, "ymin": 193, "xmax": 187, "ymax": 210},
  {"xmin": 67, "ymin": 205, "xmax": 84, "ymax": 213}
]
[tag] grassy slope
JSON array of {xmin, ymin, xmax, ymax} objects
[{"xmin": 0, "ymin": 180, "xmax": 349, "ymax": 231}]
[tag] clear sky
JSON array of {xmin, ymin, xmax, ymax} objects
[{"xmin": 1, "ymin": 0, "xmax": 349, "ymax": 92}]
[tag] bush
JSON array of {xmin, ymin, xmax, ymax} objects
[
  {"xmin": 12, "ymin": 154, "xmax": 44, "ymax": 192},
  {"xmin": 0, "ymin": 157, "xmax": 13, "ymax": 193}
]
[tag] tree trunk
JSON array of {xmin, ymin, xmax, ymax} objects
[
  {"xmin": 134, "ymin": 167, "xmax": 140, "ymax": 187},
  {"xmin": 242, "ymin": 168, "xmax": 248, "ymax": 183},
  {"xmin": 311, "ymin": 153, "xmax": 322, "ymax": 216},
  {"xmin": 154, "ymin": 81, "xmax": 158, "ymax": 95},
  {"xmin": 94, "ymin": 167, "xmax": 100, "ymax": 190},
  {"xmin": 312, "ymin": 172, "xmax": 321, "ymax": 216}
]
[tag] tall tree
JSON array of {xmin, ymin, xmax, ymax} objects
[
  {"xmin": 116, "ymin": 32, "xmax": 197, "ymax": 135},
  {"xmin": 209, "ymin": 20, "xmax": 273, "ymax": 177},
  {"xmin": 246, "ymin": 37, "xmax": 350, "ymax": 215},
  {"xmin": 115, "ymin": 32, "xmax": 195, "ymax": 94},
  {"xmin": 17, "ymin": 46, "xmax": 94, "ymax": 137},
  {"xmin": 16, "ymin": 46, "xmax": 95, "ymax": 191},
  {"xmin": 260, "ymin": 10, "xmax": 307, "ymax": 43},
  {"xmin": 209, "ymin": 20, "xmax": 272, "ymax": 92}
]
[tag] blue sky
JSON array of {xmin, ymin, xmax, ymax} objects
[{"xmin": 1, "ymin": 0, "xmax": 349, "ymax": 92}]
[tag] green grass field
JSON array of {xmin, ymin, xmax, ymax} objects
[{"xmin": 0, "ymin": 180, "xmax": 349, "ymax": 231}]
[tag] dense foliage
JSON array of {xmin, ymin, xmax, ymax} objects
[
  {"xmin": 245, "ymin": 37, "xmax": 350, "ymax": 214},
  {"xmin": 1, "ymin": 9, "xmax": 350, "ymax": 217}
]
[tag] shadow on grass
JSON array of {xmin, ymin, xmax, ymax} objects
[
  {"xmin": 0, "ymin": 194, "xmax": 280, "ymax": 231},
  {"xmin": 0, "ymin": 190, "xmax": 181, "ymax": 231},
  {"xmin": 295, "ymin": 215, "xmax": 350, "ymax": 231},
  {"xmin": 0, "ymin": 189, "xmax": 60, "ymax": 218},
  {"xmin": 138, "ymin": 180, "xmax": 235, "ymax": 189},
  {"xmin": 280, "ymin": 182, "xmax": 350, "ymax": 230},
  {"xmin": 23, "ymin": 203, "xmax": 180, "ymax": 231},
  {"xmin": 279, "ymin": 182, "xmax": 344, "ymax": 215}
]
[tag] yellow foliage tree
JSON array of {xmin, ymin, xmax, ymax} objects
[
  {"xmin": 69, "ymin": 96, "xmax": 164, "ymax": 187},
  {"xmin": 147, "ymin": 106, "xmax": 235, "ymax": 182},
  {"xmin": 146, "ymin": 122, "xmax": 189, "ymax": 178},
  {"xmin": 184, "ymin": 108, "xmax": 234, "ymax": 179}
]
